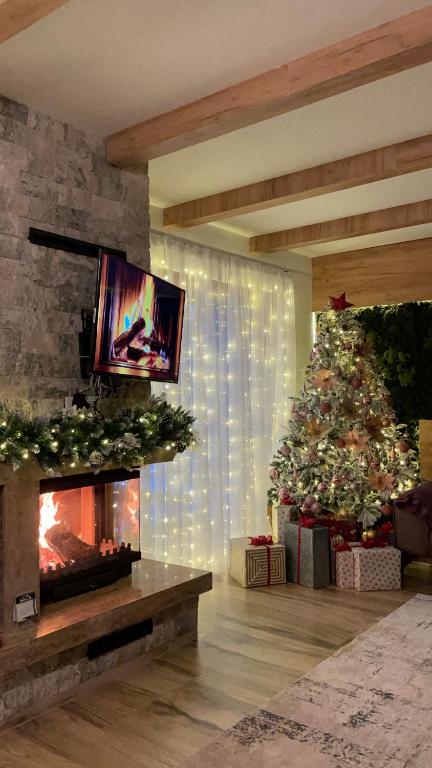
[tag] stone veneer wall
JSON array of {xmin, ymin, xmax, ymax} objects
[{"xmin": 0, "ymin": 94, "xmax": 150, "ymax": 414}]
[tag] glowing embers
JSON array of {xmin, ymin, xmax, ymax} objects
[{"xmin": 38, "ymin": 477, "xmax": 141, "ymax": 577}]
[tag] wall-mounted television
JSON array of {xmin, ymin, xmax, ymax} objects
[{"xmin": 92, "ymin": 251, "xmax": 185, "ymax": 382}]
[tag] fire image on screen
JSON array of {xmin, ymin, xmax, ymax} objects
[{"xmin": 93, "ymin": 253, "xmax": 184, "ymax": 381}]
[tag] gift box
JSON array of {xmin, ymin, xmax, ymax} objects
[
  {"xmin": 353, "ymin": 545, "xmax": 401, "ymax": 591},
  {"xmin": 272, "ymin": 505, "xmax": 295, "ymax": 543},
  {"xmin": 229, "ymin": 537, "xmax": 286, "ymax": 588},
  {"xmin": 333, "ymin": 542, "xmax": 362, "ymax": 588},
  {"xmin": 283, "ymin": 520, "xmax": 330, "ymax": 588}
]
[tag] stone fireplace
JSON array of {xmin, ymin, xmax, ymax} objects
[
  {"xmin": 39, "ymin": 469, "xmax": 141, "ymax": 604},
  {"xmin": 0, "ymin": 456, "xmax": 211, "ymax": 727}
]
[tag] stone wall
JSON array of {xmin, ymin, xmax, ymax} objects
[{"xmin": 0, "ymin": 95, "xmax": 150, "ymax": 414}]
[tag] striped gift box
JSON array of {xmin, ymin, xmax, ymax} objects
[{"xmin": 229, "ymin": 537, "xmax": 286, "ymax": 587}]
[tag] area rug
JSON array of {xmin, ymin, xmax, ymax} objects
[{"xmin": 181, "ymin": 594, "xmax": 432, "ymax": 767}]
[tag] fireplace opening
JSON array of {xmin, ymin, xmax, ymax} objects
[{"xmin": 39, "ymin": 470, "xmax": 141, "ymax": 604}]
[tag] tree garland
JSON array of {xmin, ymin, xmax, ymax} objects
[{"xmin": 0, "ymin": 395, "xmax": 196, "ymax": 475}]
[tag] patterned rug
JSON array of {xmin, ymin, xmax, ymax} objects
[{"xmin": 181, "ymin": 594, "xmax": 432, "ymax": 767}]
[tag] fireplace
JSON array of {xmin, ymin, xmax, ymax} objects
[{"xmin": 39, "ymin": 469, "xmax": 141, "ymax": 604}]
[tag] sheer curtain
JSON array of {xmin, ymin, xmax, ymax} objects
[{"xmin": 141, "ymin": 232, "xmax": 296, "ymax": 571}]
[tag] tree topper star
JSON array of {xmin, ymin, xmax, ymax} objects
[{"xmin": 329, "ymin": 292, "xmax": 354, "ymax": 311}]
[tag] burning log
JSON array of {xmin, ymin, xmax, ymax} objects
[
  {"xmin": 45, "ymin": 524, "xmax": 98, "ymax": 564},
  {"xmin": 113, "ymin": 317, "xmax": 146, "ymax": 355}
]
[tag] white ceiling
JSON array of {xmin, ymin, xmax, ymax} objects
[{"xmin": 0, "ymin": 0, "xmax": 432, "ymax": 256}]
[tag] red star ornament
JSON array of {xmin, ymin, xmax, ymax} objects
[{"xmin": 329, "ymin": 292, "xmax": 354, "ymax": 311}]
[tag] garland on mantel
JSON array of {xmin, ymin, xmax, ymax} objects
[{"xmin": 0, "ymin": 395, "xmax": 196, "ymax": 475}]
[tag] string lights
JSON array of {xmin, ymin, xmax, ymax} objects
[{"xmin": 141, "ymin": 233, "xmax": 295, "ymax": 571}]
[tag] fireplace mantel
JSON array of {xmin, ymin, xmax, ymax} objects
[{"xmin": 0, "ymin": 447, "xmax": 175, "ymax": 642}]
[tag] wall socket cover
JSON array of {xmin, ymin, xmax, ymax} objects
[{"xmin": 14, "ymin": 592, "xmax": 38, "ymax": 622}]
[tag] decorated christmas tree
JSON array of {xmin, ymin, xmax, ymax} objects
[{"xmin": 268, "ymin": 294, "xmax": 419, "ymax": 528}]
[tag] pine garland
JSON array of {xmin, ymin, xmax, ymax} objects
[{"xmin": 0, "ymin": 395, "xmax": 196, "ymax": 475}]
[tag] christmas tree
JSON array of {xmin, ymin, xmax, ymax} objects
[{"xmin": 268, "ymin": 294, "xmax": 419, "ymax": 528}]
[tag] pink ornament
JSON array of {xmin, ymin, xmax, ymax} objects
[
  {"xmin": 269, "ymin": 467, "xmax": 280, "ymax": 480},
  {"xmin": 303, "ymin": 494, "xmax": 316, "ymax": 507},
  {"xmin": 317, "ymin": 482, "xmax": 328, "ymax": 492},
  {"xmin": 310, "ymin": 501, "xmax": 322, "ymax": 515},
  {"xmin": 279, "ymin": 443, "xmax": 291, "ymax": 457},
  {"xmin": 332, "ymin": 475, "xmax": 343, "ymax": 487}
]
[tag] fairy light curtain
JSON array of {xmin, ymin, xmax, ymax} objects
[{"xmin": 140, "ymin": 232, "xmax": 296, "ymax": 571}]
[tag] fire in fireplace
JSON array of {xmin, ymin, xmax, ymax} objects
[{"xmin": 39, "ymin": 469, "xmax": 141, "ymax": 604}]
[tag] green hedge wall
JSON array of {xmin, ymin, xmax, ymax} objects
[{"xmin": 355, "ymin": 302, "xmax": 432, "ymax": 429}]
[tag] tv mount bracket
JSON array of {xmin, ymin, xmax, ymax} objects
[{"xmin": 27, "ymin": 228, "xmax": 127, "ymax": 261}]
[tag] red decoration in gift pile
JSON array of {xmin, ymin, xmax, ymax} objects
[
  {"xmin": 249, "ymin": 535, "xmax": 273, "ymax": 546},
  {"xmin": 361, "ymin": 538, "xmax": 387, "ymax": 549},
  {"xmin": 333, "ymin": 542, "xmax": 351, "ymax": 552},
  {"xmin": 329, "ymin": 292, "xmax": 354, "ymax": 311},
  {"xmin": 361, "ymin": 521, "xmax": 393, "ymax": 548},
  {"xmin": 378, "ymin": 521, "xmax": 393, "ymax": 536},
  {"xmin": 319, "ymin": 516, "xmax": 357, "ymax": 542},
  {"xmin": 298, "ymin": 515, "xmax": 320, "ymax": 528}
]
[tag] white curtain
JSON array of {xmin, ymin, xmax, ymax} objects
[{"xmin": 140, "ymin": 232, "xmax": 296, "ymax": 571}]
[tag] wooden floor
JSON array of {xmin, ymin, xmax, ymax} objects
[{"xmin": 2, "ymin": 564, "xmax": 432, "ymax": 768}]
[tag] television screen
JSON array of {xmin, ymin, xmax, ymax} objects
[{"xmin": 92, "ymin": 251, "xmax": 185, "ymax": 382}]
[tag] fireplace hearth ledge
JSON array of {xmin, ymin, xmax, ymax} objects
[{"xmin": 0, "ymin": 559, "xmax": 212, "ymax": 727}]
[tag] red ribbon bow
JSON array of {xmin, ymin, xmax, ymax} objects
[
  {"xmin": 249, "ymin": 535, "xmax": 273, "ymax": 546},
  {"xmin": 299, "ymin": 516, "xmax": 319, "ymax": 529},
  {"xmin": 377, "ymin": 522, "xmax": 393, "ymax": 535},
  {"xmin": 249, "ymin": 535, "xmax": 274, "ymax": 585},
  {"xmin": 361, "ymin": 538, "xmax": 387, "ymax": 549},
  {"xmin": 333, "ymin": 542, "xmax": 351, "ymax": 552}
]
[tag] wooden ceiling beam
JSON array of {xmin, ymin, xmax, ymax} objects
[
  {"xmin": 249, "ymin": 199, "xmax": 432, "ymax": 254},
  {"xmin": 312, "ymin": 237, "xmax": 432, "ymax": 310},
  {"xmin": 0, "ymin": 0, "xmax": 70, "ymax": 44},
  {"xmin": 106, "ymin": 6, "xmax": 432, "ymax": 165},
  {"xmin": 163, "ymin": 133, "xmax": 432, "ymax": 228}
]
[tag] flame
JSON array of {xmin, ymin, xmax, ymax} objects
[
  {"xmin": 39, "ymin": 492, "xmax": 59, "ymax": 549},
  {"xmin": 113, "ymin": 273, "xmax": 156, "ymax": 340},
  {"xmin": 142, "ymin": 279, "xmax": 155, "ymax": 336},
  {"xmin": 126, "ymin": 481, "xmax": 139, "ymax": 529}
]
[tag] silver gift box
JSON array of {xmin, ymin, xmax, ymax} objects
[{"xmin": 282, "ymin": 521, "xmax": 330, "ymax": 588}]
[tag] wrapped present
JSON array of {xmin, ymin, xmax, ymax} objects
[
  {"xmin": 272, "ymin": 505, "xmax": 295, "ymax": 543},
  {"xmin": 283, "ymin": 518, "xmax": 330, "ymax": 588},
  {"xmin": 229, "ymin": 536, "xmax": 286, "ymax": 588},
  {"xmin": 353, "ymin": 545, "xmax": 401, "ymax": 591},
  {"xmin": 333, "ymin": 542, "xmax": 362, "ymax": 588}
]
